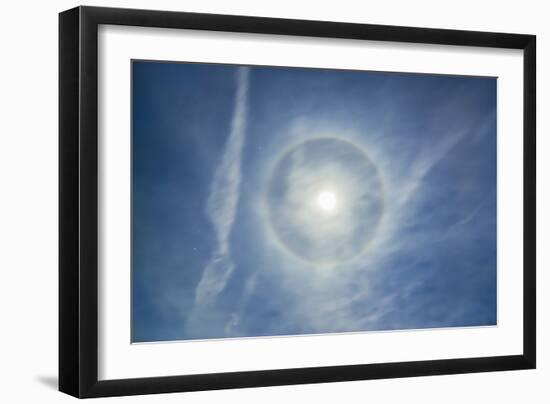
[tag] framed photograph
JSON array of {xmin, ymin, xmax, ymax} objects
[{"xmin": 59, "ymin": 6, "xmax": 536, "ymax": 398}]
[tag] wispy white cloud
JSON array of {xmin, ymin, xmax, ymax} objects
[{"xmin": 194, "ymin": 67, "xmax": 250, "ymax": 305}]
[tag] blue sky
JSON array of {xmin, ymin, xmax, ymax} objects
[{"xmin": 132, "ymin": 60, "xmax": 496, "ymax": 342}]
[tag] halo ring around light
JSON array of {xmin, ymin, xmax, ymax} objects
[{"xmin": 264, "ymin": 137, "xmax": 385, "ymax": 266}]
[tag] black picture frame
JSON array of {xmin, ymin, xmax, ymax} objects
[{"xmin": 59, "ymin": 5, "xmax": 536, "ymax": 398}]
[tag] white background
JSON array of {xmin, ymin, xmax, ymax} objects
[{"xmin": 0, "ymin": 0, "xmax": 546, "ymax": 402}]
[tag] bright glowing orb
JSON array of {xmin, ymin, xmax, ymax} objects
[
  {"xmin": 317, "ymin": 191, "xmax": 336, "ymax": 212},
  {"xmin": 266, "ymin": 137, "xmax": 385, "ymax": 264}
]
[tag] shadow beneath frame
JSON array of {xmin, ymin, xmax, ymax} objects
[{"xmin": 35, "ymin": 375, "xmax": 58, "ymax": 390}]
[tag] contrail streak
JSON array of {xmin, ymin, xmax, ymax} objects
[{"xmin": 194, "ymin": 67, "xmax": 250, "ymax": 305}]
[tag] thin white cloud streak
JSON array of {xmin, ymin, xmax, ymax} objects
[
  {"xmin": 394, "ymin": 129, "xmax": 467, "ymax": 208},
  {"xmin": 389, "ymin": 106, "xmax": 496, "ymax": 214},
  {"xmin": 194, "ymin": 67, "xmax": 250, "ymax": 305}
]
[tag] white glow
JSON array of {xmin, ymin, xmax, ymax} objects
[{"xmin": 317, "ymin": 191, "xmax": 337, "ymax": 212}]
